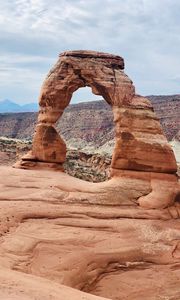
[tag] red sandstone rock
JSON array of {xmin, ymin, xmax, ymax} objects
[
  {"xmin": 0, "ymin": 166, "xmax": 179, "ymax": 299},
  {"xmin": 16, "ymin": 50, "xmax": 178, "ymax": 208},
  {"xmin": 21, "ymin": 50, "xmax": 177, "ymax": 173},
  {"xmin": 32, "ymin": 124, "xmax": 66, "ymax": 164},
  {"xmin": 1, "ymin": 50, "xmax": 180, "ymax": 300},
  {"xmin": 111, "ymin": 104, "xmax": 177, "ymax": 173}
]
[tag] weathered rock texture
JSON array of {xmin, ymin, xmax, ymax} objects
[
  {"xmin": 0, "ymin": 166, "xmax": 180, "ymax": 299},
  {"xmin": 16, "ymin": 50, "xmax": 179, "ymax": 209},
  {"xmin": 149, "ymin": 95, "xmax": 180, "ymax": 140}
]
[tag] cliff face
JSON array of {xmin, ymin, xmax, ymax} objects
[
  {"xmin": 148, "ymin": 95, "xmax": 180, "ymax": 140},
  {"xmin": 0, "ymin": 112, "xmax": 37, "ymax": 139},
  {"xmin": 0, "ymin": 95, "xmax": 179, "ymax": 144},
  {"xmin": 58, "ymin": 101, "xmax": 114, "ymax": 147}
]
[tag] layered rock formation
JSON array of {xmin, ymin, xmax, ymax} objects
[
  {"xmin": 0, "ymin": 112, "xmax": 37, "ymax": 139},
  {"xmin": 16, "ymin": 50, "xmax": 179, "ymax": 209},
  {"xmin": 149, "ymin": 95, "xmax": 180, "ymax": 140}
]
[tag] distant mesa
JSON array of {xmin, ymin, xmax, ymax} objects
[{"xmin": 0, "ymin": 99, "xmax": 38, "ymax": 113}]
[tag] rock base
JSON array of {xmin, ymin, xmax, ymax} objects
[
  {"xmin": 14, "ymin": 159, "xmax": 64, "ymax": 172},
  {"xmin": 0, "ymin": 166, "xmax": 179, "ymax": 300}
]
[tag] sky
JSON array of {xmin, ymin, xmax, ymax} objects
[{"xmin": 0, "ymin": 0, "xmax": 180, "ymax": 104}]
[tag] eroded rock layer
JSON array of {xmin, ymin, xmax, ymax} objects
[
  {"xmin": 16, "ymin": 50, "xmax": 179, "ymax": 209},
  {"xmin": 0, "ymin": 166, "xmax": 179, "ymax": 299}
]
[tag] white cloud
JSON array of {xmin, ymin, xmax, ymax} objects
[{"xmin": 0, "ymin": 0, "xmax": 179, "ymax": 103}]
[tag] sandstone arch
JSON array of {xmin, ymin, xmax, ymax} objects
[{"xmin": 16, "ymin": 50, "xmax": 179, "ymax": 209}]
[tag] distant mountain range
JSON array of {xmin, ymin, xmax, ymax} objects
[{"xmin": 0, "ymin": 99, "xmax": 38, "ymax": 113}]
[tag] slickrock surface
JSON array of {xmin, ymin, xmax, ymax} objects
[{"xmin": 0, "ymin": 166, "xmax": 180, "ymax": 299}]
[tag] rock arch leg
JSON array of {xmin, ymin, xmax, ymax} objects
[
  {"xmin": 16, "ymin": 102, "xmax": 67, "ymax": 170},
  {"xmin": 111, "ymin": 96, "xmax": 177, "ymax": 173}
]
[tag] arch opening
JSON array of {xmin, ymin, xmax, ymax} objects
[
  {"xmin": 55, "ymin": 86, "xmax": 114, "ymax": 182},
  {"xmin": 17, "ymin": 50, "xmax": 177, "ymax": 183}
]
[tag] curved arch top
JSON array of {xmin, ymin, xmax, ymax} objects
[
  {"xmin": 17, "ymin": 50, "xmax": 177, "ymax": 175},
  {"xmin": 38, "ymin": 50, "xmax": 135, "ymax": 124}
]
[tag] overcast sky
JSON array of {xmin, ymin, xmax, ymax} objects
[{"xmin": 0, "ymin": 0, "xmax": 179, "ymax": 104}]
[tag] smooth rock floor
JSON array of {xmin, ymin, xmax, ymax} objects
[{"xmin": 0, "ymin": 166, "xmax": 179, "ymax": 300}]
